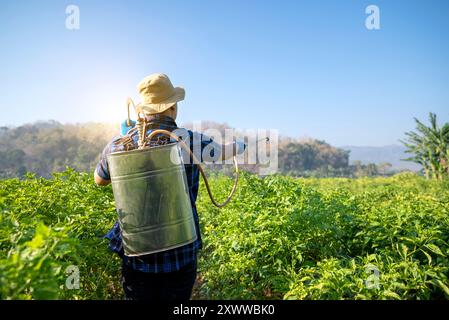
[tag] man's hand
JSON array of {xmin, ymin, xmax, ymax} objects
[{"xmin": 94, "ymin": 170, "xmax": 111, "ymax": 186}]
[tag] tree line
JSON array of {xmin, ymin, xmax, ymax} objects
[
  {"xmin": 0, "ymin": 119, "xmax": 422, "ymax": 179},
  {"xmin": 0, "ymin": 121, "xmax": 117, "ymax": 178}
]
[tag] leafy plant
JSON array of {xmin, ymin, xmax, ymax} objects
[
  {"xmin": 1, "ymin": 169, "xmax": 448, "ymax": 300},
  {"xmin": 401, "ymin": 113, "xmax": 449, "ymax": 180}
]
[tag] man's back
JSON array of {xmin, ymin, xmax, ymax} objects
[
  {"xmin": 96, "ymin": 114, "xmax": 217, "ymax": 273},
  {"xmin": 93, "ymin": 73, "xmax": 245, "ymax": 301}
]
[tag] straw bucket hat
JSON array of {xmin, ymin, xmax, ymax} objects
[{"xmin": 135, "ymin": 73, "xmax": 185, "ymax": 115}]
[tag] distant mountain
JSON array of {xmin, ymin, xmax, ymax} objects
[{"xmin": 342, "ymin": 145, "xmax": 421, "ymax": 172}]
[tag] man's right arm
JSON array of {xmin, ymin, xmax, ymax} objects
[
  {"xmin": 220, "ymin": 141, "xmax": 246, "ymax": 161},
  {"xmin": 200, "ymin": 133, "xmax": 246, "ymax": 162}
]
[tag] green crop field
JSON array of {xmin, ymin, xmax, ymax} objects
[{"xmin": 0, "ymin": 169, "xmax": 448, "ymax": 300}]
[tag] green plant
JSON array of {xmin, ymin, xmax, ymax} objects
[
  {"xmin": 1, "ymin": 169, "xmax": 448, "ymax": 300},
  {"xmin": 402, "ymin": 113, "xmax": 449, "ymax": 180}
]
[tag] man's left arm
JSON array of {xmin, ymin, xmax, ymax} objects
[
  {"xmin": 94, "ymin": 142, "xmax": 112, "ymax": 186},
  {"xmin": 94, "ymin": 169, "xmax": 110, "ymax": 186}
]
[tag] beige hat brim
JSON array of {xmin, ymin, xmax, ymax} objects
[{"xmin": 136, "ymin": 87, "xmax": 185, "ymax": 115}]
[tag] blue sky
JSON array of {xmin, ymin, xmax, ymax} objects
[{"xmin": 0, "ymin": 0, "xmax": 448, "ymax": 146}]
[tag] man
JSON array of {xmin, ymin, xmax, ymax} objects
[{"xmin": 94, "ymin": 73, "xmax": 245, "ymax": 301}]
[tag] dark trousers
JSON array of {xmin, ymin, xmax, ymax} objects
[{"xmin": 121, "ymin": 260, "xmax": 197, "ymax": 301}]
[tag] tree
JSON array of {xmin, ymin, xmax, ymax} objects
[
  {"xmin": 0, "ymin": 149, "xmax": 27, "ymax": 178},
  {"xmin": 378, "ymin": 162, "xmax": 392, "ymax": 176},
  {"xmin": 401, "ymin": 113, "xmax": 449, "ymax": 180},
  {"xmin": 278, "ymin": 140, "xmax": 349, "ymax": 176}
]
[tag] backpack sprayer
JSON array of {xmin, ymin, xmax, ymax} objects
[{"xmin": 106, "ymin": 99, "xmax": 240, "ymax": 256}]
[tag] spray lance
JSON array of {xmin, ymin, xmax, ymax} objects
[{"xmin": 107, "ymin": 98, "xmax": 243, "ymax": 256}]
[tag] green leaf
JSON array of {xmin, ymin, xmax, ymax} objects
[
  {"xmin": 436, "ymin": 280, "xmax": 449, "ymax": 297},
  {"xmin": 383, "ymin": 290, "xmax": 401, "ymax": 300},
  {"xmin": 420, "ymin": 249, "xmax": 432, "ymax": 265},
  {"xmin": 425, "ymin": 244, "xmax": 445, "ymax": 257}
]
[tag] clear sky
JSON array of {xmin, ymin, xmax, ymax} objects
[{"xmin": 0, "ymin": 0, "xmax": 448, "ymax": 146}]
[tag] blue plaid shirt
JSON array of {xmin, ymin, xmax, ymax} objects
[{"xmin": 96, "ymin": 114, "xmax": 217, "ymax": 273}]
